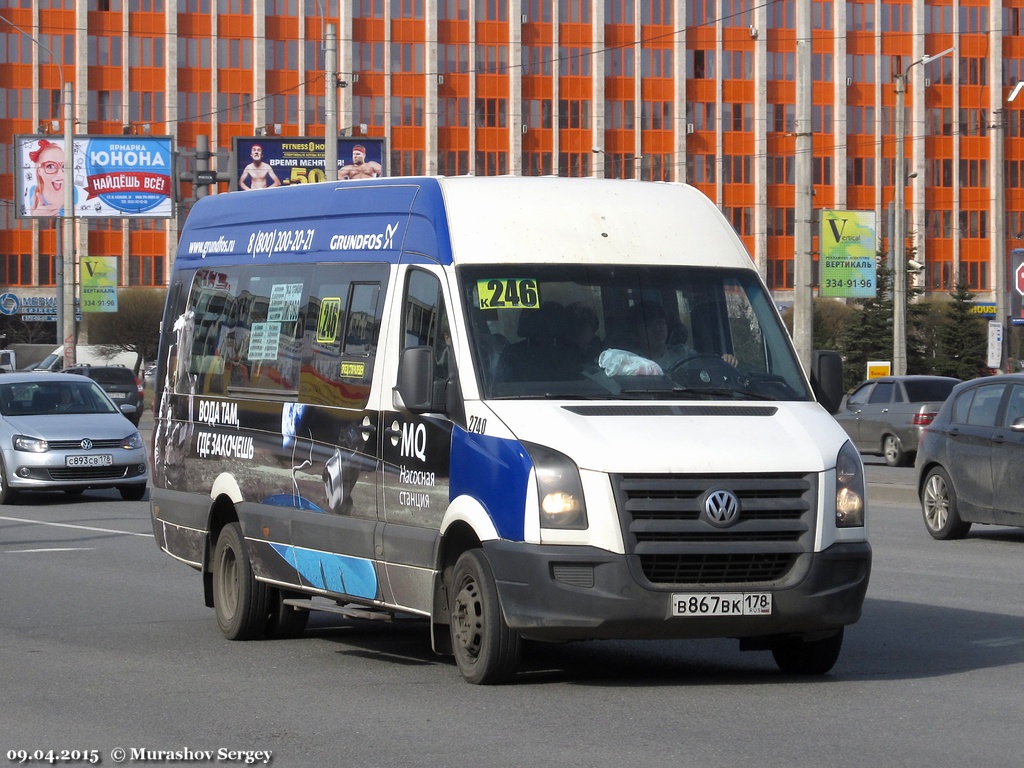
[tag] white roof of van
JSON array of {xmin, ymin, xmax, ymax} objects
[{"xmin": 434, "ymin": 176, "xmax": 754, "ymax": 270}]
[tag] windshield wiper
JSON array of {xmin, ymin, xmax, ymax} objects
[{"xmin": 662, "ymin": 386, "xmax": 776, "ymax": 401}]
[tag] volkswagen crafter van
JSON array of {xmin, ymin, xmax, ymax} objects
[{"xmin": 150, "ymin": 176, "xmax": 870, "ymax": 684}]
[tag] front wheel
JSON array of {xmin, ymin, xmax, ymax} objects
[
  {"xmin": 0, "ymin": 456, "xmax": 18, "ymax": 505},
  {"xmin": 449, "ymin": 549, "xmax": 521, "ymax": 685},
  {"xmin": 921, "ymin": 467, "xmax": 971, "ymax": 540},
  {"xmin": 212, "ymin": 522, "xmax": 269, "ymax": 640},
  {"xmin": 118, "ymin": 484, "xmax": 147, "ymax": 501},
  {"xmin": 771, "ymin": 628, "xmax": 844, "ymax": 675}
]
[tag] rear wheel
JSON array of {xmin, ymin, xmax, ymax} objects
[
  {"xmin": 921, "ymin": 467, "xmax": 971, "ymax": 540},
  {"xmin": 449, "ymin": 549, "xmax": 521, "ymax": 685},
  {"xmin": 265, "ymin": 589, "xmax": 309, "ymax": 639},
  {"xmin": 883, "ymin": 434, "xmax": 908, "ymax": 467},
  {"xmin": 0, "ymin": 456, "xmax": 18, "ymax": 505},
  {"xmin": 771, "ymin": 628, "xmax": 844, "ymax": 675},
  {"xmin": 212, "ymin": 522, "xmax": 269, "ymax": 640}
]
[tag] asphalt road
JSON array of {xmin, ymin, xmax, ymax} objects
[{"xmin": 2, "ymin": 435, "xmax": 1022, "ymax": 767}]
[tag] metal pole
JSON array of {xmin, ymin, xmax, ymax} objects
[
  {"xmin": 54, "ymin": 219, "xmax": 63, "ymax": 347},
  {"xmin": 893, "ymin": 72, "xmax": 908, "ymax": 376},
  {"xmin": 793, "ymin": 0, "xmax": 814, "ymax": 373},
  {"xmin": 325, "ymin": 24, "xmax": 338, "ymax": 181},
  {"xmin": 62, "ymin": 81, "xmax": 76, "ymax": 368}
]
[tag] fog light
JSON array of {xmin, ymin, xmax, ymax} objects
[{"xmin": 16, "ymin": 467, "xmax": 31, "ymax": 478}]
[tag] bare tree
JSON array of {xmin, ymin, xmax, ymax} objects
[{"xmin": 83, "ymin": 288, "xmax": 166, "ymax": 374}]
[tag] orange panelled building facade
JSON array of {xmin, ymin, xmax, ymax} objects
[{"xmin": 2, "ymin": 0, "xmax": 1024, "ymax": 316}]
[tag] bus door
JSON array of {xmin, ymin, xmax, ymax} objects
[{"xmin": 379, "ymin": 266, "xmax": 454, "ymax": 612}]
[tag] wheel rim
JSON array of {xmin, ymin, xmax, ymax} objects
[
  {"xmin": 452, "ymin": 576, "xmax": 483, "ymax": 662},
  {"xmin": 923, "ymin": 474, "xmax": 949, "ymax": 531},
  {"xmin": 884, "ymin": 436, "xmax": 899, "ymax": 463},
  {"xmin": 217, "ymin": 546, "xmax": 239, "ymax": 620}
]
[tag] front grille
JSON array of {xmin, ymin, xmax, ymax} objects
[
  {"xmin": 48, "ymin": 438, "xmax": 125, "ymax": 450},
  {"xmin": 614, "ymin": 473, "xmax": 817, "ymax": 587},
  {"xmin": 48, "ymin": 465, "xmax": 132, "ymax": 481}
]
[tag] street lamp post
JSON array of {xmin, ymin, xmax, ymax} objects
[{"xmin": 892, "ymin": 46, "xmax": 954, "ymax": 376}]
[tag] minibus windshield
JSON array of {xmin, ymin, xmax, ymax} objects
[{"xmin": 460, "ymin": 264, "xmax": 811, "ymax": 402}]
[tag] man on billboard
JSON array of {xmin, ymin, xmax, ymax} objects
[
  {"xmin": 239, "ymin": 144, "xmax": 281, "ymax": 190},
  {"xmin": 339, "ymin": 144, "xmax": 383, "ymax": 180}
]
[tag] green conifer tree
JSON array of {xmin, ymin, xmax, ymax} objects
[{"xmin": 932, "ymin": 278, "xmax": 989, "ymax": 379}]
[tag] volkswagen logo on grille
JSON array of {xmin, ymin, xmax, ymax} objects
[
  {"xmin": 80, "ymin": 438, "xmax": 93, "ymax": 450},
  {"xmin": 702, "ymin": 489, "xmax": 741, "ymax": 527}
]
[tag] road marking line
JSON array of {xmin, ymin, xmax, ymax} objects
[
  {"xmin": 8, "ymin": 547, "xmax": 95, "ymax": 553},
  {"xmin": 0, "ymin": 515, "xmax": 152, "ymax": 538}
]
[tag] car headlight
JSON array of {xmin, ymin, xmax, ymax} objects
[
  {"xmin": 13, "ymin": 435, "xmax": 49, "ymax": 453},
  {"xmin": 121, "ymin": 432, "xmax": 144, "ymax": 450},
  {"xmin": 835, "ymin": 441, "xmax": 865, "ymax": 528},
  {"xmin": 522, "ymin": 442, "xmax": 588, "ymax": 530}
]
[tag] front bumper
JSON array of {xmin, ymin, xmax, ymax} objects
[
  {"xmin": 2, "ymin": 447, "xmax": 148, "ymax": 491},
  {"xmin": 483, "ymin": 539, "xmax": 871, "ymax": 642}
]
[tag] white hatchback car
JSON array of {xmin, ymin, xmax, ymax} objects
[{"xmin": 0, "ymin": 373, "xmax": 148, "ymax": 503}]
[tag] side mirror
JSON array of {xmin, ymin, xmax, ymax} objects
[
  {"xmin": 394, "ymin": 346, "xmax": 435, "ymax": 413},
  {"xmin": 811, "ymin": 350, "xmax": 844, "ymax": 415},
  {"xmin": 120, "ymin": 403, "xmax": 138, "ymax": 416}
]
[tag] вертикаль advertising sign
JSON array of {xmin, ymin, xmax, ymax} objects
[{"xmin": 820, "ymin": 209, "xmax": 878, "ymax": 298}]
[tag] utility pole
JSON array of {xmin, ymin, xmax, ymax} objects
[
  {"xmin": 62, "ymin": 81, "xmax": 76, "ymax": 368},
  {"xmin": 793, "ymin": 0, "xmax": 814, "ymax": 372},
  {"xmin": 325, "ymin": 23, "xmax": 338, "ymax": 181}
]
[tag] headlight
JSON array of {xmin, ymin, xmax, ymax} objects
[
  {"xmin": 121, "ymin": 432, "xmax": 144, "ymax": 450},
  {"xmin": 522, "ymin": 442, "xmax": 588, "ymax": 530},
  {"xmin": 14, "ymin": 435, "xmax": 48, "ymax": 452},
  {"xmin": 835, "ymin": 441, "xmax": 865, "ymax": 528}
]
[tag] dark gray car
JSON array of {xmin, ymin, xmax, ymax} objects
[
  {"xmin": 916, "ymin": 374, "xmax": 1024, "ymax": 539},
  {"xmin": 63, "ymin": 365, "xmax": 145, "ymax": 426},
  {"xmin": 834, "ymin": 375, "xmax": 960, "ymax": 466}
]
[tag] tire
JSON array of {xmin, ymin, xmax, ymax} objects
[
  {"xmin": 118, "ymin": 484, "xmax": 147, "ymax": 501},
  {"xmin": 449, "ymin": 549, "xmax": 521, "ymax": 685},
  {"xmin": 264, "ymin": 589, "xmax": 309, "ymax": 639},
  {"xmin": 212, "ymin": 522, "xmax": 270, "ymax": 640},
  {"xmin": 921, "ymin": 467, "xmax": 971, "ymax": 540},
  {"xmin": 883, "ymin": 434, "xmax": 908, "ymax": 467},
  {"xmin": 771, "ymin": 628, "xmax": 844, "ymax": 675},
  {"xmin": 0, "ymin": 456, "xmax": 18, "ymax": 505}
]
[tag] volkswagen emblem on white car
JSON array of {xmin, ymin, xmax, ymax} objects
[
  {"xmin": 80, "ymin": 438, "xmax": 93, "ymax": 450},
  {"xmin": 702, "ymin": 489, "xmax": 740, "ymax": 527}
]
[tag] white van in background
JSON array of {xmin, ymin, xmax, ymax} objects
[
  {"xmin": 150, "ymin": 176, "xmax": 871, "ymax": 684},
  {"xmin": 28, "ymin": 345, "xmax": 138, "ymax": 372}
]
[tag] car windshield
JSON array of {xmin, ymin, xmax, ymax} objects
[
  {"xmin": 459, "ymin": 264, "xmax": 811, "ymax": 402},
  {"xmin": 0, "ymin": 380, "xmax": 120, "ymax": 416},
  {"xmin": 904, "ymin": 379, "xmax": 958, "ymax": 402}
]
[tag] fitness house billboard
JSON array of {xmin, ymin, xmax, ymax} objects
[
  {"xmin": 232, "ymin": 137, "xmax": 387, "ymax": 190},
  {"xmin": 15, "ymin": 134, "xmax": 174, "ymax": 219}
]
